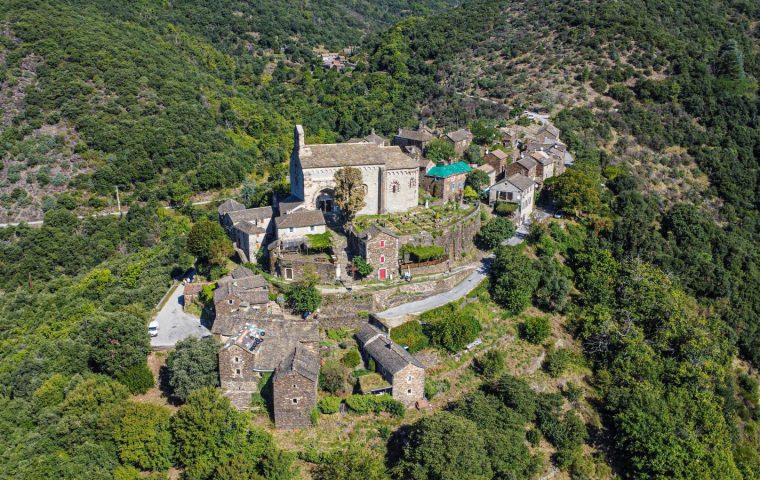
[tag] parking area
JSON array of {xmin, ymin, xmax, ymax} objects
[{"xmin": 150, "ymin": 283, "xmax": 211, "ymax": 349}]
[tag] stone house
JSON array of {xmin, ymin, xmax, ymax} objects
[
  {"xmin": 391, "ymin": 126, "xmax": 437, "ymax": 152},
  {"xmin": 182, "ymin": 282, "xmax": 206, "ymax": 310},
  {"xmin": 219, "ymin": 319, "xmax": 319, "ymax": 410},
  {"xmin": 268, "ymin": 239, "xmax": 339, "ymax": 283},
  {"xmin": 289, "ymin": 125, "xmax": 419, "ymax": 216},
  {"xmin": 483, "ymin": 149, "xmax": 509, "ymax": 177},
  {"xmin": 223, "ymin": 206, "xmax": 275, "ymax": 261},
  {"xmin": 218, "ymin": 199, "xmax": 245, "ymax": 222},
  {"xmin": 530, "ymin": 150, "xmax": 555, "ymax": 182},
  {"xmin": 506, "ymin": 155, "xmax": 538, "ymax": 180},
  {"xmin": 356, "ymin": 323, "xmax": 425, "ymax": 407},
  {"xmin": 499, "ymin": 126, "xmax": 517, "ymax": 148},
  {"xmin": 274, "ymin": 209, "xmax": 327, "ymax": 242},
  {"xmin": 348, "ymin": 225, "xmax": 400, "ymax": 281},
  {"xmin": 444, "ymin": 128, "xmax": 474, "ymax": 157},
  {"xmin": 213, "ymin": 267, "xmax": 270, "ymax": 317},
  {"xmin": 422, "ymin": 161, "xmax": 473, "ymax": 202},
  {"xmin": 488, "ymin": 173, "xmax": 536, "ymax": 224},
  {"xmin": 537, "ymin": 123, "xmax": 560, "ymax": 144},
  {"xmin": 272, "ymin": 346, "xmax": 319, "ymax": 429},
  {"xmin": 476, "ymin": 163, "xmax": 497, "ymax": 188}
]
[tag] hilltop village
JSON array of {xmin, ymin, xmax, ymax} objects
[{"xmin": 186, "ymin": 116, "xmax": 573, "ymax": 428}]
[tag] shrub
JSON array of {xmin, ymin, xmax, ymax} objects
[
  {"xmin": 476, "ymin": 217, "xmax": 516, "ymax": 249},
  {"xmin": 165, "ymin": 336, "xmax": 219, "ymax": 403},
  {"xmin": 521, "ymin": 316, "xmax": 551, "ymax": 344},
  {"xmin": 345, "ymin": 394, "xmax": 404, "ymax": 417},
  {"xmin": 310, "ymin": 408, "xmax": 320, "ymax": 426},
  {"xmin": 427, "ymin": 310, "xmax": 481, "ymax": 352},
  {"xmin": 562, "ymin": 382, "xmax": 583, "ymax": 402},
  {"xmin": 342, "ymin": 349, "xmax": 361, "ymax": 368},
  {"xmin": 319, "ymin": 360, "xmax": 345, "ymax": 394},
  {"xmin": 488, "ymin": 375, "xmax": 538, "ymax": 421},
  {"xmin": 494, "ymin": 201, "xmax": 518, "ymax": 217},
  {"xmin": 473, "ymin": 350, "xmax": 505, "ymax": 378},
  {"xmin": 288, "ymin": 283, "xmax": 322, "ymax": 314},
  {"xmin": 424, "ymin": 379, "xmax": 451, "ymax": 399},
  {"xmin": 390, "ymin": 320, "xmax": 430, "ymax": 353},
  {"xmin": 402, "ymin": 244, "xmax": 445, "ymax": 263},
  {"xmin": 318, "ymin": 396, "xmax": 342, "ymax": 414},
  {"xmin": 543, "ymin": 348, "xmax": 572, "ymax": 377},
  {"xmin": 352, "ymin": 256, "xmax": 373, "ymax": 277},
  {"xmin": 117, "ymin": 363, "xmax": 155, "ymax": 394},
  {"xmin": 526, "ymin": 428, "xmax": 541, "ymax": 446}
]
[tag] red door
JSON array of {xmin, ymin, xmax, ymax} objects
[{"xmin": 379, "ymin": 268, "xmax": 387, "ymax": 280}]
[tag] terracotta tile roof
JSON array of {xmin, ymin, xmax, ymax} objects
[{"xmin": 275, "ymin": 209, "xmax": 326, "ymax": 229}]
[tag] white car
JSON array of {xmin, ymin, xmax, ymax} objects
[{"xmin": 148, "ymin": 320, "xmax": 159, "ymax": 337}]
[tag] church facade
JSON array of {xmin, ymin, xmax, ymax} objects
[{"xmin": 289, "ymin": 125, "xmax": 419, "ymax": 216}]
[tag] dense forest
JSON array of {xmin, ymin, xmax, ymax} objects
[{"xmin": 1, "ymin": 0, "xmax": 759, "ymax": 478}]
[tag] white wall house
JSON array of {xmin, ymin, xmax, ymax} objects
[
  {"xmin": 488, "ymin": 173, "xmax": 536, "ymax": 224},
  {"xmin": 274, "ymin": 209, "xmax": 327, "ymax": 242}
]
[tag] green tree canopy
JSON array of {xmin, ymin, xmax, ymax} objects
[
  {"xmin": 113, "ymin": 402, "xmax": 173, "ymax": 471},
  {"xmin": 187, "ymin": 219, "xmax": 230, "ymax": 265},
  {"xmin": 165, "ymin": 337, "xmax": 220, "ymax": 403},
  {"xmin": 424, "ymin": 139, "xmax": 456, "ymax": 164},
  {"xmin": 490, "ymin": 246, "xmax": 540, "ymax": 314},
  {"xmin": 334, "ymin": 167, "xmax": 367, "ymax": 219},
  {"xmin": 80, "ymin": 311, "xmax": 150, "ymax": 377}
]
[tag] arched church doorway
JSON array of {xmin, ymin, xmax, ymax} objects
[{"xmin": 316, "ymin": 189, "xmax": 336, "ymax": 213}]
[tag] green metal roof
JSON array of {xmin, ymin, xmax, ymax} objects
[{"xmin": 426, "ymin": 161, "xmax": 473, "ymax": 178}]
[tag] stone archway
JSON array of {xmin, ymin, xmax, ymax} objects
[{"xmin": 315, "ymin": 188, "xmax": 336, "ymax": 213}]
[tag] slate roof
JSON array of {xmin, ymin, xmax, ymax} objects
[
  {"xmin": 445, "ymin": 128, "xmax": 473, "ymax": 143},
  {"xmin": 426, "ymin": 161, "xmax": 473, "ymax": 178},
  {"xmin": 218, "ymin": 199, "xmax": 246, "ymax": 216},
  {"xmin": 477, "ymin": 163, "xmax": 496, "ymax": 173},
  {"xmin": 274, "ymin": 346, "xmax": 320, "ymax": 383},
  {"xmin": 530, "ymin": 150, "xmax": 552, "ymax": 165},
  {"xmin": 226, "ymin": 206, "xmax": 273, "ymax": 225},
  {"xmin": 506, "ymin": 173, "xmax": 535, "ymax": 192},
  {"xmin": 275, "ymin": 209, "xmax": 326, "ymax": 229},
  {"xmin": 487, "ymin": 149, "xmax": 509, "ymax": 160},
  {"xmin": 222, "ymin": 319, "xmax": 320, "ymax": 371},
  {"xmin": 277, "ymin": 195, "xmax": 305, "ymax": 215},
  {"xmin": 213, "ymin": 280, "xmax": 270, "ymax": 305},
  {"xmin": 234, "ymin": 222, "xmax": 266, "ymax": 235},
  {"xmin": 357, "ymin": 324, "xmax": 424, "ymax": 375},
  {"xmin": 539, "ymin": 123, "xmax": 560, "ymax": 138},
  {"xmin": 365, "ymin": 131, "xmax": 387, "ymax": 146},
  {"xmin": 356, "ymin": 224, "xmax": 399, "ymax": 240},
  {"xmin": 299, "ymin": 143, "xmax": 418, "ymax": 170},
  {"xmin": 516, "ymin": 156, "xmax": 538, "ymax": 170},
  {"xmin": 396, "ymin": 128, "xmax": 436, "ymax": 143}
]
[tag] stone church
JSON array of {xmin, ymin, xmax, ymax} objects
[{"xmin": 288, "ymin": 125, "xmax": 419, "ymax": 216}]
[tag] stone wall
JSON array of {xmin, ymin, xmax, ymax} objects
[
  {"xmin": 370, "ymin": 268, "xmax": 473, "ymax": 311},
  {"xmin": 317, "ymin": 291, "xmax": 374, "ymax": 329},
  {"xmin": 391, "ymin": 363, "xmax": 426, "ymax": 407},
  {"xmin": 400, "ymin": 205, "xmax": 481, "ymax": 262},
  {"xmin": 399, "ymin": 258, "xmax": 450, "ymax": 276},
  {"xmin": 274, "ymin": 253, "xmax": 337, "ymax": 283},
  {"xmin": 273, "ymin": 371, "xmax": 317, "ymax": 429},
  {"xmin": 219, "ymin": 345, "xmax": 261, "ymax": 410}
]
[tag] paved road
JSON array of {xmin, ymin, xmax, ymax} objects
[
  {"xmin": 374, "ymin": 256, "xmax": 493, "ymax": 327},
  {"xmin": 150, "ymin": 283, "xmax": 211, "ymax": 349}
]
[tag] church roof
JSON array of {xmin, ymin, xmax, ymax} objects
[
  {"xmin": 426, "ymin": 161, "xmax": 473, "ymax": 178},
  {"xmin": 300, "ymin": 143, "xmax": 418, "ymax": 171}
]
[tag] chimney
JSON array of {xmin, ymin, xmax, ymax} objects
[{"xmin": 294, "ymin": 125, "xmax": 311, "ymax": 156}]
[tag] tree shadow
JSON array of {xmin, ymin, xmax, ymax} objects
[
  {"xmin": 385, "ymin": 423, "xmax": 414, "ymax": 471},
  {"xmin": 157, "ymin": 364, "xmax": 182, "ymax": 406}
]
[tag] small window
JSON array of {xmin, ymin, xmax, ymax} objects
[
  {"xmin": 407, "ymin": 375, "xmax": 412, "ymax": 382},
  {"xmin": 292, "ymin": 398, "xmax": 298, "ymax": 404},
  {"xmin": 236, "ymin": 369, "xmax": 241, "ymax": 375},
  {"xmin": 407, "ymin": 389, "xmax": 412, "ymax": 394},
  {"xmin": 379, "ymin": 240, "xmax": 385, "ymax": 247},
  {"xmin": 234, "ymin": 357, "xmax": 239, "ymax": 363},
  {"xmin": 309, "ymin": 225, "xmax": 315, "ymax": 232},
  {"xmin": 379, "ymin": 255, "xmax": 385, "ymax": 264},
  {"xmin": 228, "ymin": 299, "xmax": 233, "ymax": 305},
  {"xmin": 288, "ymin": 227, "xmax": 294, "ymax": 233},
  {"xmin": 292, "ymin": 384, "xmax": 297, "ymax": 389}
]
